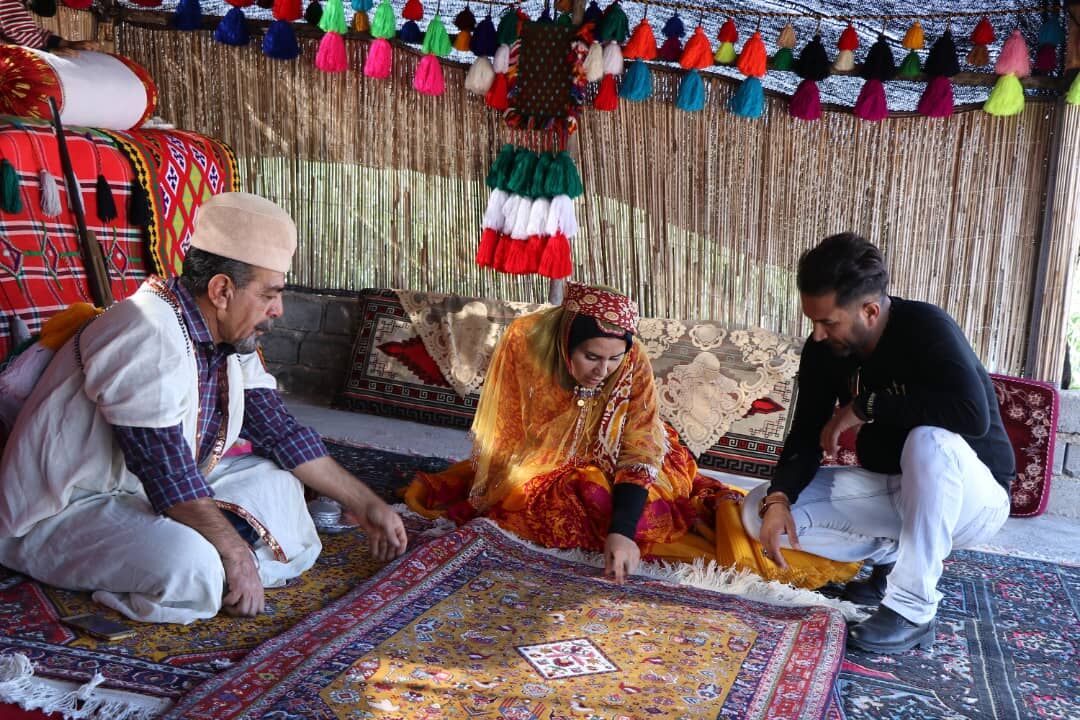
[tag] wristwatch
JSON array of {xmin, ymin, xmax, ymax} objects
[{"xmin": 758, "ymin": 493, "xmax": 790, "ymax": 519}]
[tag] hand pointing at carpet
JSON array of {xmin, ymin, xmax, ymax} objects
[
  {"xmin": 604, "ymin": 532, "xmax": 640, "ymax": 583},
  {"xmin": 355, "ymin": 501, "xmax": 408, "ymax": 562}
]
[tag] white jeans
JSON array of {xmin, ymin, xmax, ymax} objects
[{"xmin": 742, "ymin": 426, "xmax": 1011, "ymax": 624}]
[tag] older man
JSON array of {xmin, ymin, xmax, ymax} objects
[{"xmin": 0, "ymin": 193, "xmax": 405, "ymax": 623}]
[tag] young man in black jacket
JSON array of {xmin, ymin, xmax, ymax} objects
[{"xmin": 741, "ymin": 233, "xmax": 1014, "ymax": 654}]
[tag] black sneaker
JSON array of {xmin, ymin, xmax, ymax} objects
[{"xmin": 840, "ymin": 562, "xmax": 894, "ymax": 606}]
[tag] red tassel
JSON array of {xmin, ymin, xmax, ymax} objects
[
  {"xmin": 853, "ymin": 78, "xmax": 888, "ymax": 121},
  {"xmin": 594, "ymin": 74, "xmax": 618, "ymax": 111},
  {"xmin": 493, "ymin": 233, "xmax": 512, "ymax": 272},
  {"xmin": 273, "ymin": 0, "xmax": 301, "ymax": 21},
  {"xmin": 486, "ymin": 73, "xmax": 509, "ymax": 110},
  {"xmin": 476, "ymin": 227, "xmax": 499, "ymax": 267},
  {"xmin": 402, "ymin": 0, "xmax": 423, "ymax": 21},
  {"xmin": 971, "ymin": 16, "xmax": 995, "ymax": 46},
  {"xmin": 524, "ymin": 233, "xmax": 546, "ymax": 274},
  {"xmin": 917, "ymin": 75, "xmax": 954, "ymax": 118},
  {"xmin": 658, "ymin": 36, "xmax": 682, "ymax": 62},
  {"xmin": 502, "ymin": 239, "xmax": 531, "ymax": 274},
  {"xmin": 538, "ymin": 231, "xmax": 572, "ymax": 279},
  {"xmin": 789, "ymin": 78, "xmax": 821, "ymax": 121},
  {"xmin": 838, "ymin": 24, "xmax": 859, "ymax": 51},
  {"xmin": 1035, "ymin": 44, "xmax": 1058, "ymax": 73},
  {"xmin": 364, "ymin": 37, "xmax": 393, "ymax": 78}
]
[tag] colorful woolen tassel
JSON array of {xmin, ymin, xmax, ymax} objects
[
  {"xmin": 95, "ymin": 175, "xmax": 117, "ymax": 223},
  {"xmin": 984, "ymin": 29, "xmax": 1030, "ymax": 116},
  {"xmin": 171, "ymin": 0, "xmax": 202, "ymax": 30},
  {"xmin": 37, "ymin": 169, "xmax": 60, "ymax": 217},
  {"xmin": 263, "ymin": 20, "xmax": 301, "ymax": 60},
  {"xmin": 790, "ymin": 34, "xmax": 829, "ymax": 121},
  {"xmin": 676, "ymin": 69, "xmax": 705, "ymax": 111},
  {"xmin": 968, "ymin": 16, "xmax": 994, "ymax": 67},
  {"xmin": 619, "ymin": 59, "xmax": 652, "ymax": 101},
  {"xmin": 315, "ymin": 0, "xmax": 348, "ymax": 72},
  {"xmin": 714, "ymin": 17, "xmax": 737, "ymax": 64},
  {"xmin": 770, "ymin": 23, "xmax": 795, "ymax": 70},
  {"xmin": 399, "ymin": 20, "xmax": 422, "ymax": 43},
  {"xmin": 658, "ymin": 12, "xmax": 684, "ymax": 62},
  {"xmin": 352, "ymin": 11, "xmax": 369, "ymax": 32},
  {"xmin": 898, "ymin": 20, "xmax": 922, "ymax": 78},
  {"xmin": 598, "ymin": 0, "xmax": 628, "ymax": 43},
  {"xmin": 1, "ymin": 160, "xmax": 22, "ymax": 214},
  {"xmin": 730, "ymin": 30, "xmax": 766, "ymax": 118},
  {"xmin": 919, "ymin": 30, "xmax": 960, "ymax": 118},
  {"xmin": 453, "ymin": 7, "xmax": 474, "ymax": 52},
  {"xmin": 401, "ymin": 0, "xmax": 422, "ymax": 21},
  {"xmin": 679, "ymin": 25, "xmax": 713, "ymax": 69},
  {"xmin": 422, "ymin": 14, "xmax": 452, "ymax": 55},
  {"xmin": 128, "ymin": 178, "xmax": 150, "ymax": 227},
  {"xmin": 351, "ymin": 0, "xmax": 372, "ymax": 10},
  {"xmin": 1035, "ymin": 14, "xmax": 1064, "ymax": 74},
  {"xmin": 214, "ymin": 6, "xmax": 250, "ymax": 46},
  {"xmin": 470, "ymin": 14, "xmax": 497, "ymax": 56},
  {"xmin": 273, "ymin": 0, "xmax": 301, "ymax": 21},
  {"xmin": 854, "ymin": 34, "xmax": 894, "ymax": 121},
  {"xmin": 371, "ymin": 0, "xmax": 396, "ymax": 38},
  {"xmin": 584, "ymin": 42, "xmax": 604, "ymax": 82},
  {"xmin": 414, "ymin": 54, "xmax": 445, "ymax": 95},
  {"xmin": 834, "ymin": 24, "xmax": 857, "ymax": 72},
  {"xmin": 465, "ymin": 56, "xmax": 495, "ymax": 94},
  {"xmin": 623, "ymin": 16, "xmax": 656, "ymax": 60},
  {"xmin": 486, "ymin": 44, "xmax": 510, "ymax": 109},
  {"xmin": 594, "ymin": 73, "xmax": 618, "ymax": 110},
  {"xmin": 1065, "ymin": 72, "xmax": 1080, "ymax": 105},
  {"xmin": 364, "ymin": 37, "xmax": 393, "ymax": 77},
  {"xmin": 304, "ymin": 1, "xmax": 322, "ymax": 26}
]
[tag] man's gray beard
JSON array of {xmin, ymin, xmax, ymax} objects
[{"xmin": 234, "ymin": 335, "xmax": 259, "ymax": 354}]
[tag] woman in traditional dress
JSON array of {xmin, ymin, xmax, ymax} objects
[{"xmin": 405, "ymin": 283, "xmax": 857, "ymax": 588}]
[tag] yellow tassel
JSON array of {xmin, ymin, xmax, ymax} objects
[
  {"xmin": 453, "ymin": 30, "xmax": 471, "ymax": 52},
  {"xmin": 351, "ymin": 10, "xmax": 369, "ymax": 33},
  {"xmin": 902, "ymin": 20, "xmax": 924, "ymax": 50}
]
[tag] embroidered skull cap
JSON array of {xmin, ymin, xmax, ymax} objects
[
  {"xmin": 562, "ymin": 282, "xmax": 640, "ymax": 334},
  {"xmin": 188, "ymin": 192, "xmax": 297, "ymax": 274}
]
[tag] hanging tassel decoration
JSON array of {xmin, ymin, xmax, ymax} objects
[
  {"xmin": 598, "ymin": 0, "xmax": 629, "ymax": 43},
  {"xmin": 1065, "ymin": 72, "xmax": 1080, "ymax": 105},
  {"xmin": 263, "ymin": 19, "xmax": 301, "ymax": 59},
  {"xmin": 215, "ymin": 6, "xmax": 250, "ymax": 45},
  {"xmin": 94, "ymin": 175, "xmax": 117, "ymax": 224},
  {"xmin": 171, "ymin": 0, "xmax": 202, "ymax": 30},
  {"xmin": 127, "ymin": 178, "xmax": 150, "ymax": 227},
  {"xmin": 37, "ymin": 169, "xmax": 60, "ymax": 217},
  {"xmin": 593, "ymin": 41, "xmax": 624, "ymax": 110},
  {"xmin": 453, "ymin": 5, "xmax": 475, "ymax": 52},
  {"xmin": 273, "ymin": 0, "xmax": 301, "ymax": 21},
  {"xmin": 583, "ymin": 0, "xmax": 602, "ymax": 24},
  {"xmin": 1035, "ymin": 14, "xmax": 1065, "ymax": 74},
  {"xmin": 623, "ymin": 16, "xmax": 657, "ymax": 60},
  {"xmin": 352, "ymin": 10, "xmax": 369, "ymax": 32},
  {"xmin": 486, "ymin": 43, "xmax": 511, "ymax": 109},
  {"xmin": 421, "ymin": 13, "xmax": 452, "ymax": 55},
  {"xmin": 465, "ymin": 56, "xmax": 495, "ymax": 94},
  {"xmin": 770, "ymin": 22, "xmax": 796, "ymax": 71},
  {"xmin": 399, "ymin": 20, "xmax": 423, "ymax": 43},
  {"xmin": 401, "ymin": 0, "xmax": 422, "ymax": 20},
  {"xmin": 729, "ymin": 30, "xmax": 767, "ymax": 118},
  {"xmin": 918, "ymin": 30, "xmax": 959, "ymax": 118},
  {"xmin": 853, "ymin": 34, "xmax": 894, "ymax": 122},
  {"xmin": 790, "ymin": 34, "xmax": 829, "ymax": 121},
  {"xmin": 898, "ymin": 20, "xmax": 923, "ymax": 78},
  {"xmin": 470, "ymin": 15, "xmax": 497, "ymax": 56},
  {"xmin": 315, "ymin": 0, "xmax": 349, "ymax": 73},
  {"xmin": 304, "ymin": 0, "xmax": 322, "ymax": 26},
  {"xmin": 676, "ymin": 24, "xmax": 712, "ymax": 112},
  {"xmin": 968, "ymin": 16, "xmax": 994, "ymax": 67},
  {"xmin": 539, "ymin": 194, "xmax": 577, "ymax": 279},
  {"xmin": 676, "ymin": 69, "xmax": 706, "ymax": 111},
  {"xmin": 351, "ymin": 0, "xmax": 372, "ymax": 10},
  {"xmin": 364, "ymin": 0, "xmax": 396, "ymax": 77},
  {"xmin": 984, "ymin": 29, "xmax": 1030, "ymax": 117},
  {"xmin": 714, "ymin": 17, "xmax": 737, "ymax": 65},
  {"xmin": 414, "ymin": 54, "xmax": 446, "ymax": 95},
  {"xmin": 1, "ymin": 160, "xmax": 22, "ymax": 214},
  {"xmin": 584, "ymin": 41, "xmax": 605, "ymax": 82},
  {"xmin": 619, "ymin": 59, "xmax": 652, "ymax": 101},
  {"xmin": 658, "ymin": 12, "xmax": 685, "ymax": 62},
  {"xmin": 833, "ymin": 23, "xmax": 857, "ymax": 72}
]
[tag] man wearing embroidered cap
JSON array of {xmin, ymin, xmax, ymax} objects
[{"xmin": 0, "ymin": 192, "xmax": 406, "ymax": 623}]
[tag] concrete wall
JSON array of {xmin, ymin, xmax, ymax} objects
[
  {"xmin": 261, "ymin": 290, "xmax": 360, "ymax": 400},
  {"xmin": 265, "ymin": 290, "xmax": 1080, "ymax": 519}
]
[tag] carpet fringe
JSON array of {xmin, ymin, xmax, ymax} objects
[
  {"xmin": 967, "ymin": 542, "xmax": 1080, "ymax": 566},
  {"xmin": 0, "ymin": 653, "xmax": 161, "ymax": 720}
]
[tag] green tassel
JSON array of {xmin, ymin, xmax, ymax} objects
[
  {"xmin": 714, "ymin": 42, "xmax": 736, "ymax": 65},
  {"xmin": 1067, "ymin": 73, "xmax": 1080, "ymax": 106},
  {"xmin": 598, "ymin": 2, "xmax": 629, "ymax": 43},
  {"xmin": 983, "ymin": 73, "xmax": 1025, "ymax": 116},
  {"xmin": 770, "ymin": 47, "xmax": 794, "ymax": 71},
  {"xmin": 542, "ymin": 153, "xmax": 566, "ymax": 196},
  {"xmin": 486, "ymin": 144, "xmax": 517, "ymax": 189},
  {"xmin": 421, "ymin": 14, "xmax": 452, "ymax": 56},
  {"xmin": 527, "ymin": 153, "xmax": 553, "ymax": 198},
  {"xmin": 496, "ymin": 9, "xmax": 518, "ymax": 45},
  {"xmin": 1, "ymin": 160, "xmax": 22, "ymax": 214},
  {"xmin": 556, "ymin": 12, "xmax": 573, "ymax": 26},
  {"xmin": 558, "ymin": 152, "xmax": 583, "ymax": 198},
  {"xmin": 898, "ymin": 50, "xmax": 921, "ymax": 79},
  {"xmin": 371, "ymin": 0, "xmax": 396, "ymax": 39},
  {"xmin": 505, "ymin": 149, "xmax": 538, "ymax": 196},
  {"xmin": 318, "ymin": 0, "xmax": 348, "ymax": 33}
]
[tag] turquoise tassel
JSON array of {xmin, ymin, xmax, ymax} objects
[
  {"xmin": 676, "ymin": 70, "xmax": 705, "ymax": 111},
  {"xmin": 619, "ymin": 59, "xmax": 653, "ymax": 101},
  {"xmin": 728, "ymin": 77, "xmax": 764, "ymax": 118}
]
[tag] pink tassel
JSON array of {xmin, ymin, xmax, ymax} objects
[
  {"xmin": 413, "ymin": 54, "xmax": 446, "ymax": 96},
  {"xmin": 995, "ymin": 29, "xmax": 1031, "ymax": 77},
  {"xmin": 789, "ymin": 78, "xmax": 821, "ymax": 121},
  {"xmin": 853, "ymin": 78, "xmax": 888, "ymax": 121},
  {"xmin": 1035, "ymin": 44, "xmax": 1057, "ymax": 73},
  {"xmin": 364, "ymin": 37, "xmax": 393, "ymax": 79},
  {"xmin": 917, "ymin": 75, "xmax": 954, "ymax": 118},
  {"xmin": 315, "ymin": 32, "xmax": 348, "ymax": 73},
  {"xmin": 538, "ymin": 231, "xmax": 572, "ymax": 279}
]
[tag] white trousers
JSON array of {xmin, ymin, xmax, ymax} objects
[
  {"xmin": 0, "ymin": 454, "xmax": 321, "ymax": 624},
  {"xmin": 742, "ymin": 426, "xmax": 1011, "ymax": 623}
]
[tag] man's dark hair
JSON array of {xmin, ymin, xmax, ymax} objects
[
  {"xmin": 797, "ymin": 233, "xmax": 889, "ymax": 306},
  {"xmin": 179, "ymin": 248, "xmax": 255, "ymax": 296}
]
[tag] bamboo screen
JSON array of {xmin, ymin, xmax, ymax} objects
[{"xmin": 113, "ymin": 25, "xmax": 1056, "ymax": 376}]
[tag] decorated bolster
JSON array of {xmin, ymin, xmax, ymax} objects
[{"xmin": 609, "ymin": 482, "xmax": 648, "ymax": 540}]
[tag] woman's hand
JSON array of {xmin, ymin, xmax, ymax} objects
[
  {"xmin": 604, "ymin": 532, "xmax": 641, "ymax": 583},
  {"xmin": 52, "ymin": 39, "xmax": 102, "ymax": 57}
]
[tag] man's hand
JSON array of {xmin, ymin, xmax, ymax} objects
[
  {"xmin": 221, "ymin": 549, "xmax": 264, "ymax": 617},
  {"xmin": 51, "ymin": 39, "xmax": 102, "ymax": 57},
  {"xmin": 819, "ymin": 403, "xmax": 864, "ymax": 459},
  {"xmin": 758, "ymin": 495, "xmax": 801, "ymax": 571},
  {"xmin": 352, "ymin": 499, "xmax": 408, "ymax": 562},
  {"xmin": 604, "ymin": 532, "xmax": 640, "ymax": 583}
]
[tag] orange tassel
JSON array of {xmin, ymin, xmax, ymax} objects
[
  {"xmin": 623, "ymin": 18, "xmax": 657, "ymax": 60},
  {"xmin": 736, "ymin": 30, "xmax": 767, "ymax": 77},
  {"xmin": 680, "ymin": 26, "xmax": 714, "ymax": 70},
  {"xmin": 453, "ymin": 30, "xmax": 471, "ymax": 52},
  {"xmin": 594, "ymin": 74, "xmax": 619, "ymax": 110}
]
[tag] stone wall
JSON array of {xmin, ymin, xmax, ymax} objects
[
  {"xmin": 261, "ymin": 290, "xmax": 360, "ymax": 400},
  {"xmin": 1049, "ymin": 389, "xmax": 1080, "ymax": 519}
]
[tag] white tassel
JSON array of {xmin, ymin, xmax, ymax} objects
[
  {"xmin": 37, "ymin": 169, "xmax": 61, "ymax": 217},
  {"xmin": 493, "ymin": 44, "xmax": 511, "ymax": 74},
  {"xmin": 602, "ymin": 41, "xmax": 624, "ymax": 76},
  {"xmin": 482, "ymin": 188, "xmax": 507, "ymax": 229},
  {"xmin": 833, "ymin": 49, "xmax": 855, "ymax": 72},
  {"xmin": 546, "ymin": 194, "xmax": 578, "ymax": 237},
  {"xmin": 465, "ymin": 56, "xmax": 495, "ymax": 95},
  {"xmin": 510, "ymin": 196, "xmax": 533, "ymax": 239},
  {"xmin": 500, "ymin": 194, "xmax": 521, "ymax": 233},
  {"xmin": 525, "ymin": 197, "xmax": 550, "ymax": 237},
  {"xmin": 544, "ymin": 195, "xmax": 564, "ymax": 236},
  {"xmin": 584, "ymin": 42, "xmax": 605, "ymax": 82}
]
